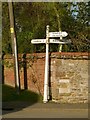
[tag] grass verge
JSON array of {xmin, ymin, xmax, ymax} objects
[{"xmin": 2, "ymin": 84, "xmax": 43, "ymax": 103}]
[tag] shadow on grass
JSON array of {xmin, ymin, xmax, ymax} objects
[{"xmin": 2, "ymin": 84, "xmax": 42, "ymax": 115}]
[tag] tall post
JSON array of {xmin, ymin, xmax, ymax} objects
[
  {"xmin": 8, "ymin": 1, "xmax": 20, "ymax": 92},
  {"xmin": 43, "ymin": 25, "xmax": 49, "ymax": 103}
]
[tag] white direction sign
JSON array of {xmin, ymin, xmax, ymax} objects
[
  {"xmin": 31, "ymin": 39, "xmax": 46, "ymax": 44},
  {"xmin": 49, "ymin": 39, "xmax": 70, "ymax": 44},
  {"xmin": 31, "ymin": 39, "xmax": 70, "ymax": 44},
  {"xmin": 49, "ymin": 31, "xmax": 68, "ymax": 38}
]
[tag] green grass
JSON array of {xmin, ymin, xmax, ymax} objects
[{"xmin": 2, "ymin": 84, "xmax": 43, "ymax": 103}]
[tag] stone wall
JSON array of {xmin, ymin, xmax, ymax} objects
[
  {"xmin": 3, "ymin": 52, "xmax": 89, "ymax": 103},
  {"xmin": 51, "ymin": 57, "xmax": 88, "ymax": 103}
]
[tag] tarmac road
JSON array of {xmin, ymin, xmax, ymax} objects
[{"xmin": 2, "ymin": 102, "xmax": 88, "ymax": 118}]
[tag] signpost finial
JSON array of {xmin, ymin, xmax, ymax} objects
[{"xmin": 47, "ymin": 25, "xmax": 49, "ymax": 28}]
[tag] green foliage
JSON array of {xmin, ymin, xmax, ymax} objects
[
  {"xmin": 2, "ymin": 3, "xmax": 12, "ymax": 54},
  {"xmin": 69, "ymin": 2, "xmax": 90, "ymax": 52},
  {"xmin": 2, "ymin": 2, "xmax": 90, "ymax": 53},
  {"xmin": 3, "ymin": 60, "xmax": 13, "ymax": 68}
]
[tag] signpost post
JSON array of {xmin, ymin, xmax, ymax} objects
[
  {"xmin": 31, "ymin": 25, "xmax": 70, "ymax": 103},
  {"xmin": 43, "ymin": 25, "xmax": 49, "ymax": 103}
]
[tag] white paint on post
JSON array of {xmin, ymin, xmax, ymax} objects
[
  {"xmin": 43, "ymin": 25, "xmax": 49, "ymax": 103},
  {"xmin": 14, "ymin": 37, "xmax": 20, "ymax": 87}
]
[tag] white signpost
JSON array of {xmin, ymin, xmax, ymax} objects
[
  {"xmin": 49, "ymin": 31, "xmax": 68, "ymax": 38},
  {"xmin": 31, "ymin": 39, "xmax": 46, "ymax": 44},
  {"xmin": 31, "ymin": 39, "xmax": 70, "ymax": 44},
  {"xmin": 31, "ymin": 25, "xmax": 70, "ymax": 103}
]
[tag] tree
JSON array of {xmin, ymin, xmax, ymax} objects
[
  {"xmin": 2, "ymin": 3, "xmax": 12, "ymax": 54},
  {"xmin": 68, "ymin": 2, "xmax": 90, "ymax": 52},
  {"xmin": 2, "ymin": 2, "xmax": 90, "ymax": 53}
]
